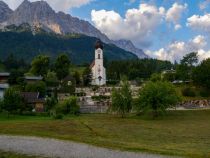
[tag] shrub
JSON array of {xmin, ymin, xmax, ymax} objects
[
  {"xmin": 55, "ymin": 96, "xmax": 80, "ymax": 115},
  {"xmin": 181, "ymin": 87, "xmax": 196, "ymax": 97},
  {"xmin": 91, "ymin": 95, "xmax": 110, "ymax": 101},
  {"xmin": 199, "ymin": 88, "xmax": 210, "ymax": 97},
  {"xmin": 0, "ymin": 99, "xmax": 3, "ymax": 112},
  {"xmin": 53, "ymin": 113, "xmax": 64, "ymax": 120},
  {"xmin": 150, "ymin": 73, "xmax": 162, "ymax": 82},
  {"xmin": 3, "ymin": 88, "xmax": 24, "ymax": 115}
]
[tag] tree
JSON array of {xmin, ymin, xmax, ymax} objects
[
  {"xmin": 45, "ymin": 96, "xmax": 58, "ymax": 112},
  {"xmin": 150, "ymin": 73, "xmax": 162, "ymax": 82},
  {"xmin": 180, "ymin": 52, "xmax": 198, "ymax": 66},
  {"xmin": 193, "ymin": 58, "xmax": 210, "ymax": 89},
  {"xmin": 55, "ymin": 96, "xmax": 79, "ymax": 115},
  {"xmin": 55, "ymin": 54, "xmax": 71, "ymax": 80},
  {"xmin": 30, "ymin": 55, "xmax": 50, "ymax": 76},
  {"xmin": 8, "ymin": 69, "xmax": 24, "ymax": 85},
  {"xmin": 82, "ymin": 67, "xmax": 92, "ymax": 86},
  {"xmin": 73, "ymin": 71, "xmax": 81, "ymax": 86},
  {"xmin": 111, "ymin": 78, "xmax": 132, "ymax": 118},
  {"xmin": 3, "ymin": 54, "xmax": 18, "ymax": 70},
  {"xmin": 137, "ymin": 81, "xmax": 180, "ymax": 118},
  {"xmin": 45, "ymin": 71, "xmax": 59, "ymax": 87},
  {"xmin": 25, "ymin": 81, "xmax": 46, "ymax": 97},
  {"xmin": 176, "ymin": 52, "xmax": 198, "ymax": 80},
  {"xmin": 3, "ymin": 88, "xmax": 24, "ymax": 115}
]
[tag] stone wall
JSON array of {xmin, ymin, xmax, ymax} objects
[{"xmin": 177, "ymin": 100, "xmax": 210, "ymax": 109}]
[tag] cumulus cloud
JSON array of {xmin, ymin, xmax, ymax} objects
[
  {"xmin": 166, "ymin": 3, "xmax": 187, "ymax": 30},
  {"xmin": 187, "ymin": 13, "xmax": 210, "ymax": 33},
  {"xmin": 199, "ymin": 0, "xmax": 210, "ymax": 10},
  {"xmin": 91, "ymin": 3, "xmax": 165, "ymax": 48},
  {"xmin": 2, "ymin": 0, "xmax": 92, "ymax": 12},
  {"xmin": 175, "ymin": 24, "xmax": 182, "ymax": 30},
  {"xmin": 91, "ymin": 2, "xmax": 187, "ymax": 47},
  {"xmin": 146, "ymin": 35, "xmax": 209, "ymax": 62}
]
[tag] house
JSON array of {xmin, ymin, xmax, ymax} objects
[
  {"xmin": 20, "ymin": 92, "xmax": 45, "ymax": 112},
  {"xmin": 0, "ymin": 72, "xmax": 10, "ymax": 83},
  {"xmin": 25, "ymin": 76, "xmax": 43, "ymax": 84},
  {"xmin": 0, "ymin": 83, "xmax": 9, "ymax": 99}
]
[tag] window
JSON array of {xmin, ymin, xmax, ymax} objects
[{"xmin": 98, "ymin": 53, "xmax": 101, "ymax": 59}]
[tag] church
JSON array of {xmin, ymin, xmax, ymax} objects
[{"xmin": 90, "ymin": 41, "xmax": 106, "ymax": 86}]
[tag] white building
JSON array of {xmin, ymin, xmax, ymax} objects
[
  {"xmin": 0, "ymin": 83, "xmax": 9, "ymax": 99},
  {"xmin": 90, "ymin": 41, "xmax": 106, "ymax": 86}
]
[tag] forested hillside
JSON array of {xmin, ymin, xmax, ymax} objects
[{"xmin": 0, "ymin": 30, "xmax": 138, "ymax": 64}]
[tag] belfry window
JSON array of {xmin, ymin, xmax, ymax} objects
[{"xmin": 98, "ymin": 53, "xmax": 101, "ymax": 59}]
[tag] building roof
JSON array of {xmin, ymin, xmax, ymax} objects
[
  {"xmin": 0, "ymin": 83, "xmax": 9, "ymax": 89},
  {"xmin": 20, "ymin": 92, "xmax": 45, "ymax": 103},
  {"xmin": 25, "ymin": 76, "xmax": 43, "ymax": 80},
  {"xmin": 62, "ymin": 75, "xmax": 74, "ymax": 82},
  {"xmin": 95, "ymin": 40, "xmax": 104, "ymax": 50},
  {"xmin": 90, "ymin": 61, "xmax": 95, "ymax": 69},
  {"xmin": 0, "ymin": 72, "xmax": 10, "ymax": 77}
]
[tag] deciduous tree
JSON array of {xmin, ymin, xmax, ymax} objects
[{"xmin": 137, "ymin": 81, "xmax": 180, "ymax": 118}]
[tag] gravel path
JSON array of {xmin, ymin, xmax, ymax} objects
[{"xmin": 0, "ymin": 135, "xmax": 177, "ymax": 158}]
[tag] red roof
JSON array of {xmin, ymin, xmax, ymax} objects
[{"xmin": 90, "ymin": 60, "xmax": 95, "ymax": 69}]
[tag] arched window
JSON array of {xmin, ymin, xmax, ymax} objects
[{"xmin": 98, "ymin": 53, "xmax": 101, "ymax": 59}]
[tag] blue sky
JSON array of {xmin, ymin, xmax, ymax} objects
[
  {"xmin": 69, "ymin": 0, "xmax": 210, "ymax": 61},
  {"xmin": 3, "ymin": 0, "xmax": 210, "ymax": 61}
]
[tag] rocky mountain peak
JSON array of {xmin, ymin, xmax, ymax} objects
[
  {"xmin": 114, "ymin": 39, "xmax": 148, "ymax": 58},
  {"xmin": 0, "ymin": 1, "xmax": 13, "ymax": 23},
  {"xmin": 0, "ymin": 0, "xmax": 147, "ymax": 58}
]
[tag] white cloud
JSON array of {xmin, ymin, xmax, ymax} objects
[
  {"xmin": 187, "ymin": 14, "xmax": 210, "ymax": 33},
  {"xmin": 2, "ymin": 0, "xmax": 92, "ymax": 12},
  {"xmin": 91, "ymin": 2, "xmax": 188, "ymax": 47},
  {"xmin": 166, "ymin": 3, "xmax": 187, "ymax": 30},
  {"xmin": 146, "ymin": 35, "xmax": 209, "ymax": 62},
  {"xmin": 175, "ymin": 24, "xmax": 182, "ymax": 30},
  {"xmin": 199, "ymin": 0, "xmax": 210, "ymax": 10},
  {"xmin": 91, "ymin": 3, "xmax": 165, "ymax": 48}
]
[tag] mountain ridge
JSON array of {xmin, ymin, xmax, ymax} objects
[
  {"xmin": 0, "ymin": 24, "xmax": 138, "ymax": 64},
  {"xmin": 0, "ymin": 0, "xmax": 148, "ymax": 58}
]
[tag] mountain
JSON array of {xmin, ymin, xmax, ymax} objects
[
  {"xmin": 0, "ymin": 0, "xmax": 147, "ymax": 58},
  {"xmin": 114, "ymin": 40, "xmax": 148, "ymax": 58},
  {"xmin": 0, "ymin": 1, "xmax": 13, "ymax": 23},
  {"xmin": 0, "ymin": 25, "xmax": 138, "ymax": 64}
]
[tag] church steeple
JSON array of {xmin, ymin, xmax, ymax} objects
[
  {"xmin": 95, "ymin": 40, "xmax": 104, "ymax": 50},
  {"xmin": 91, "ymin": 40, "xmax": 106, "ymax": 86}
]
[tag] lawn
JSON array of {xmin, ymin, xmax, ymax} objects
[
  {"xmin": 0, "ymin": 110, "xmax": 210, "ymax": 158},
  {"xmin": 0, "ymin": 150, "xmax": 41, "ymax": 158}
]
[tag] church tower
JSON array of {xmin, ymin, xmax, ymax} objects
[{"xmin": 91, "ymin": 40, "xmax": 106, "ymax": 86}]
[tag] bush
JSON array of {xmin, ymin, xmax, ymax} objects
[
  {"xmin": 55, "ymin": 96, "xmax": 80, "ymax": 115},
  {"xmin": 3, "ymin": 88, "xmax": 24, "ymax": 115},
  {"xmin": 53, "ymin": 113, "xmax": 64, "ymax": 120},
  {"xmin": 0, "ymin": 99, "xmax": 3, "ymax": 112},
  {"xmin": 199, "ymin": 88, "xmax": 210, "ymax": 97},
  {"xmin": 150, "ymin": 73, "xmax": 162, "ymax": 82},
  {"xmin": 91, "ymin": 95, "xmax": 110, "ymax": 101},
  {"xmin": 181, "ymin": 87, "xmax": 196, "ymax": 97}
]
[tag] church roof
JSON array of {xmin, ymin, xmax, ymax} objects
[
  {"xmin": 90, "ymin": 61, "xmax": 95, "ymax": 69},
  {"xmin": 95, "ymin": 40, "xmax": 104, "ymax": 50}
]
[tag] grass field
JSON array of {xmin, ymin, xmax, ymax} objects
[
  {"xmin": 0, "ymin": 110, "xmax": 210, "ymax": 158},
  {"xmin": 0, "ymin": 150, "xmax": 40, "ymax": 158}
]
